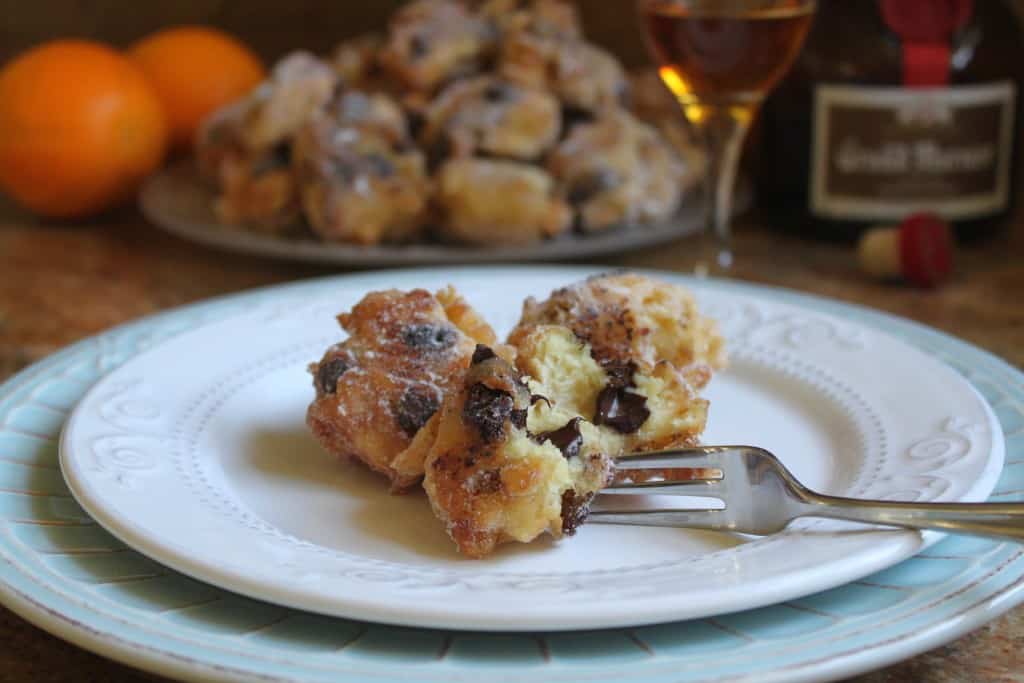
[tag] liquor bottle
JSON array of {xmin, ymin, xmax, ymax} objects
[{"xmin": 757, "ymin": 0, "xmax": 1024, "ymax": 242}]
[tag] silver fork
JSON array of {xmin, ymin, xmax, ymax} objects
[{"xmin": 590, "ymin": 445, "xmax": 1024, "ymax": 541}]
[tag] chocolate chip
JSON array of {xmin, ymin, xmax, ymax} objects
[
  {"xmin": 560, "ymin": 489, "xmax": 592, "ymax": 535},
  {"xmin": 462, "ymin": 383, "xmax": 514, "ymax": 442},
  {"xmin": 407, "ymin": 110, "xmax": 426, "ymax": 140},
  {"xmin": 471, "ymin": 344, "xmax": 497, "ymax": 365},
  {"xmin": 425, "ymin": 134, "xmax": 453, "ymax": 169},
  {"xmin": 315, "ymin": 358, "xmax": 349, "ymax": 394},
  {"xmin": 510, "ymin": 408, "xmax": 527, "ymax": 430},
  {"xmin": 409, "ymin": 34, "xmax": 429, "ymax": 59},
  {"xmin": 593, "ymin": 386, "xmax": 649, "ymax": 433},
  {"xmin": 252, "ymin": 141, "xmax": 292, "ymax": 175},
  {"xmin": 483, "ymin": 83, "xmax": 513, "ymax": 102},
  {"xmin": 363, "ymin": 153, "xmax": 395, "ymax": 177},
  {"xmin": 395, "ymin": 387, "xmax": 439, "ymax": 437},
  {"xmin": 530, "ymin": 393, "xmax": 552, "ymax": 408},
  {"xmin": 402, "ymin": 323, "xmax": 458, "ymax": 350},
  {"xmin": 567, "ymin": 169, "xmax": 620, "ymax": 204},
  {"xmin": 562, "ymin": 106, "xmax": 595, "ymax": 130},
  {"xmin": 331, "ymin": 159, "xmax": 357, "ymax": 183},
  {"xmin": 536, "ymin": 417, "xmax": 583, "ymax": 459}
]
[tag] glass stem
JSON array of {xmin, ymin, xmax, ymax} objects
[{"xmin": 695, "ymin": 106, "xmax": 751, "ymax": 273}]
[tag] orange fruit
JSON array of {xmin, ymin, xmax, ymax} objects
[
  {"xmin": 0, "ymin": 40, "xmax": 168, "ymax": 218},
  {"xmin": 129, "ymin": 26, "xmax": 265, "ymax": 149}
]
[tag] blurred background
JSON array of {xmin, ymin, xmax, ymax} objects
[
  {"xmin": 0, "ymin": 0, "xmax": 662, "ymax": 67},
  {"xmin": 3, "ymin": 0, "xmax": 1023, "ymax": 234},
  {"xmin": 0, "ymin": 2, "xmax": 1023, "ymax": 681},
  {"xmin": 1, "ymin": 0, "xmax": 1022, "ymax": 68}
]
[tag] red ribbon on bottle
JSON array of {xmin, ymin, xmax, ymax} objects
[{"xmin": 878, "ymin": 0, "xmax": 974, "ymax": 86}]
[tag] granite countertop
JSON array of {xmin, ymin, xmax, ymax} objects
[{"xmin": 0, "ymin": 201, "xmax": 1021, "ymax": 681}]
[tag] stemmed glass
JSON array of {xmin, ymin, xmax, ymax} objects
[{"xmin": 637, "ymin": 0, "xmax": 815, "ymax": 273}]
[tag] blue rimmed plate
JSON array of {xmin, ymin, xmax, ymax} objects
[{"xmin": 0, "ymin": 266, "xmax": 1021, "ymax": 682}]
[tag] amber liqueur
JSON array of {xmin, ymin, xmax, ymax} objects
[
  {"xmin": 640, "ymin": 0, "xmax": 814, "ymax": 118},
  {"xmin": 757, "ymin": 0, "xmax": 1024, "ymax": 242}
]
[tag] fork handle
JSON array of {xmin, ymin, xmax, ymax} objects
[{"xmin": 802, "ymin": 493, "xmax": 1024, "ymax": 541}]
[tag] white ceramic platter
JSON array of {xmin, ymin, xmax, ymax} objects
[{"xmin": 59, "ymin": 267, "xmax": 1003, "ymax": 631}]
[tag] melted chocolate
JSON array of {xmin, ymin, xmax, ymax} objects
[
  {"xmin": 463, "ymin": 383, "xmax": 514, "ymax": 442},
  {"xmin": 530, "ymin": 393, "xmax": 552, "ymax": 408},
  {"xmin": 483, "ymin": 83, "xmax": 513, "ymax": 102},
  {"xmin": 425, "ymin": 134, "xmax": 452, "ymax": 169},
  {"xmin": 593, "ymin": 387, "xmax": 649, "ymax": 433},
  {"xmin": 409, "ymin": 34, "xmax": 429, "ymax": 59},
  {"xmin": 402, "ymin": 323, "xmax": 458, "ymax": 351},
  {"xmin": 603, "ymin": 361, "xmax": 637, "ymax": 388},
  {"xmin": 252, "ymin": 142, "xmax": 292, "ymax": 175},
  {"xmin": 331, "ymin": 158, "xmax": 357, "ymax": 183},
  {"xmin": 536, "ymin": 417, "xmax": 584, "ymax": 459},
  {"xmin": 395, "ymin": 387, "xmax": 439, "ymax": 437},
  {"xmin": 471, "ymin": 344, "xmax": 497, "ymax": 365},
  {"xmin": 567, "ymin": 169, "xmax": 620, "ymax": 204},
  {"xmin": 315, "ymin": 358, "xmax": 349, "ymax": 394},
  {"xmin": 560, "ymin": 489, "xmax": 592, "ymax": 535},
  {"xmin": 562, "ymin": 106, "xmax": 595, "ymax": 130}
]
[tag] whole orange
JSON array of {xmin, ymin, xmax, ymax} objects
[
  {"xmin": 0, "ymin": 40, "xmax": 168, "ymax": 218},
  {"xmin": 129, "ymin": 26, "xmax": 265, "ymax": 149}
]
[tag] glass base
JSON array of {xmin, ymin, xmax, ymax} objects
[{"xmin": 693, "ymin": 241, "xmax": 734, "ymax": 279}]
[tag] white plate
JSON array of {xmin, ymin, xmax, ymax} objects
[
  {"xmin": 138, "ymin": 162, "xmax": 738, "ymax": 266},
  {"xmin": 59, "ymin": 268, "xmax": 1004, "ymax": 631}
]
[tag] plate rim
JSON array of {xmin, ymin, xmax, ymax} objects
[{"xmin": 56, "ymin": 266, "xmax": 1005, "ymax": 631}]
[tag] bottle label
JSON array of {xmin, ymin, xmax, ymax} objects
[{"xmin": 811, "ymin": 82, "xmax": 1016, "ymax": 220}]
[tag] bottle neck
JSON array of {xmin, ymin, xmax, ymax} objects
[{"xmin": 877, "ymin": 0, "xmax": 975, "ymax": 86}]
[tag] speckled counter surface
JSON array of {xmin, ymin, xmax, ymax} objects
[{"xmin": 0, "ymin": 200, "xmax": 1021, "ymax": 682}]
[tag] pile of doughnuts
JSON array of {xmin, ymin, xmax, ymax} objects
[{"xmin": 197, "ymin": 0, "xmax": 700, "ymax": 246}]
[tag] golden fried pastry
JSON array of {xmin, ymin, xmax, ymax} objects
[
  {"xmin": 196, "ymin": 99, "xmax": 248, "ymax": 186},
  {"xmin": 479, "ymin": 0, "xmax": 582, "ymax": 40},
  {"xmin": 328, "ymin": 90, "xmax": 410, "ymax": 145},
  {"xmin": 332, "ymin": 34, "xmax": 382, "ymax": 86},
  {"xmin": 500, "ymin": 32, "xmax": 627, "ymax": 113},
  {"xmin": 423, "ymin": 345, "xmax": 613, "ymax": 558},
  {"xmin": 234, "ymin": 51, "xmax": 338, "ymax": 151},
  {"xmin": 548, "ymin": 111, "xmax": 691, "ymax": 231},
  {"xmin": 378, "ymin": 0, "xmax": 493, "ymax": 92},
  {"xmin": 292, "ymin": 112, "xmax": 430, "ymax": 244},
  {"xmin": 514, "ymin": 324, "xmax": 708, "ymax": 454},
  {"xmin": 198, "ymin": 110, "xmax": 300, "ymax": 231},
  {"xmin": 509, "ymin": 273, "xmax": 727, "ymax": 383},
  {"xmin": 196, "ymin": 52, "xmax": 337, "ymax": 228},
  {"xmin": 212, "ymin": 143, "xmax": 300, "ymax": 232},
  {"xmin": 434, "ymin": 158, "xmax": 572, "ymax": 244},
  {"xmin": 420, "ymin": 77, "xmax": 561, "ymax": 161},
  {"xmin": 307, "ymin": 287, "xmax": 498, "ymax": 490}
]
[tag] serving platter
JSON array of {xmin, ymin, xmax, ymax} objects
[{"xmin": 139, "ymin": 162, "xmax": 748, "ymax": 266}]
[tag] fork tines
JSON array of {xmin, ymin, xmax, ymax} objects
[
  {"xmin": 589, "ymin": 447, "xmax": 730, "ymax": 526},
  {"xmin": 605, "ymin": 447, "xmax": 724, "ymax": 495}
]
